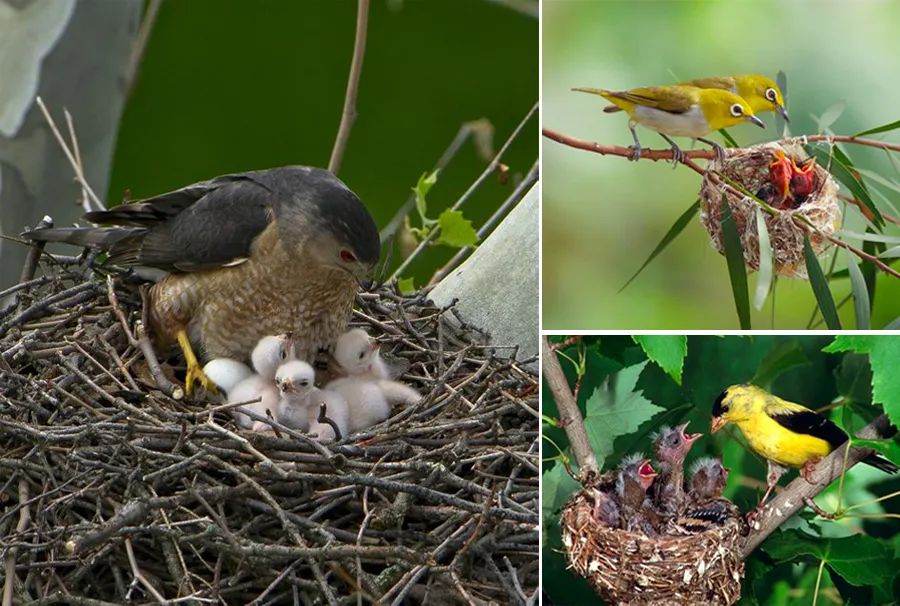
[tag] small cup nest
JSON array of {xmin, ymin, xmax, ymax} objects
[
  {"xmin": 699, "ymin": 141, "xmax": 841, "ymax": 279},
  {"xmin": 561, "ymin": 489, "xmax": 744, "ymax": 606}
]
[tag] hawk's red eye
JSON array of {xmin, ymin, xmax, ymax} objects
[{"xmin": 340, "ymin": 249, "xmax": 356, "ymax": 263}]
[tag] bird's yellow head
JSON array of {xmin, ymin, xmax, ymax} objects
[
  {"xmin": 699, "ymin": 89, "xmax": 767, "ymax": 132},
  {"xmin": 711, "ymin": 383, "xmax": 765, "ymax": 432},
  {"xmin": 734, "ymin": 75, "xmax": 789, "ymax": 122}
]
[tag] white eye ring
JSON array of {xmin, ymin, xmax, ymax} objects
[
  {"xmin": 766, "ymin": 88, "xmax": 777, "ymax": 102},
  {"xmin": 730, "ymin": 103, "xmax": 743, "ymax": 117}
]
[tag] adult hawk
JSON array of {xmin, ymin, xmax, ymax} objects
[{"xmin": 24, "ymin": 166, "xmax": 380, "ymax": 395}]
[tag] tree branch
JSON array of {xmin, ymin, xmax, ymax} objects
[
  {"xmin": 740, "ymin": 413, "xmax": 895, "ymax": 557},
  {"xmin": 541, "ymin": 336, "xmax": 598, "ymax": 477},
  {"xmin": 328, "ymin": 0, "xmax": 370, "ymax": 175}
]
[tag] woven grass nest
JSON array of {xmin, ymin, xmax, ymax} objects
[
  {"xmin": 561, "ymin": 489, "xmax": 744, "ymax": 606},
  {"xmin": 699, "ymin": 141, "xmax": 841, "ymax": 279},
  {"xmin": 0, "ymin": 255, "xmax": 539, "ymax": 603}
]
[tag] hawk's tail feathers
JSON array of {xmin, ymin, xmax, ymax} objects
[{"xmin": 21, "ymin": 226, "xmax": 146, "ymax": 265}]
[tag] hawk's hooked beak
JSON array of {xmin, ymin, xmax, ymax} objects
[{"xmin": 278, "ymin": 378, "xmax": 293, "ymax": 393}]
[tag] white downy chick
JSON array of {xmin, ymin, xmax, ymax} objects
[
  {"xmin": 276, "ymin": 360, "xmax": 349, "ymax": 441},
  {"xmin": 333, "ymin": 328, "xmax": 390, "ymax": 380},
  {"xmin": 228, "ymin": 334, "xmax": 296, "ymax": 431},
  {"xmin": 203, "ymin": 358, "xmax": 253, "ymax": 395},
  {"xmin": 325, "ymin": 376, "xmax": 390, "ymax": 433}
]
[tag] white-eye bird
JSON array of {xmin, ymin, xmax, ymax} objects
[
  {"xmin": 276, "ymin": 360, "xmax": 349, "ymax": 441},
  {"xmin": 603, "ymin": 75, "xmax": 789, "ymax": 123},
  {"xmin": 711, "ymin": 384, "xmax": 898, "ymax": 515},
  {"xmin": 649, "ymin": 423, "xmax": 702, "ymax": 515},
  {"xmin": 616, "ymin": 453, "xmax": 659, "ymax": 534},
  {"xmin": 228, "ymin": 333, "xmax": 296, "ymax": 430},
  {"xmin": 573, "ymin": 84, "xmax": 765, "ymax": 163}
]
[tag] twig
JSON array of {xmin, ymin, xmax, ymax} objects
[
  {"xmin": 2, "ymin": 479, "xmax": 30, "ymax": 606},
  {"xmin": 125, "ymin": 538, "xmax": 167, "ymax": 603},
  {"xmin": 19, "ymin": 216, "xmax": 53, "ymax": 283},
  {"xmin": 126, "ymin": 0, "xmax": 162, "ymax": 97},
  {"xmin": 540, "ymin": 336, "xmax": 598, "ymax": 478},
  {"xmin": 740, "ymin": 413, "xmax": 894, "ymax": 557},
  {"xmin": 328, "ymin": 0, "xmax": 370, "ymax": 175},
  {"xmin": 389, "ymin": 101, "xmax": 538, "ymax": 282}
]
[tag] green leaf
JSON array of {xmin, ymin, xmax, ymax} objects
[
  {"xmin": 583, "ymin": 361, "xmax": 665, "ymax": 464},
  {"xmin": 619, "ymin": 200, "xmax": 699, "ymax": 292},
  {"xmin": 834, "ymin": 230, "xmax": 900, "ymax": 244},
  {"xmin": 810, "ymin": 145, "xmax": 884, "ymax": 228},
  {"xmin": 853, "ymin": 118, "xmax": 900, "ymax": 137},
  {"xmin": 753, "ymin": 206, "xmax": 773, "ymax": 311},
  {"xmin": 880, "ymin": 245, "xmax": 900, "ymax": 258},
  {"xmin": 435, "ymin": 209, "xmax": 478, "ymax": 247},
  {"xmin": 717, "ymin": 128, "xmax": 739, "ymax": 148},
  {"xmin": 632, "ymin": 335, "xmax": 686, "ymax": 385},
  {"xmin": 824, "ymin": 336, "xmax": 900, "ymax": 426},
  {"xmin": 803, "ymin": 235, "xmax": 841, "ymax": 329},
  {"xmin": 846, "ymin": 251, "xmax": 871, "ymax": 330},
  {"xmin": 720, "ymin": 193, "xmax": 751, "ymax": 329},
  {"xmin": 763, "ymin": 530, "xmax": 897, "ymax": 586},
  {"xmin": 751, "ymin": 341, "xmax": 810, "ymax": 388},
  {"xmin": 853, "ymin": 438, "xmax": 900, "ymax": 467},
  {"xmin": 541, "ymin": 461, "xmax": 580, "ymax": 544},
  {"xmin": 776, "ymin": 70, "xmax": 788, "ymax": 138},
  {"xmin": 815, "ymin": 100, "xmax": 847, "ymax": 132},
  {"xmin": 397, "ymin": 276, "xmax": 416, "ymax": 296},
  {"xmin": 412, "ymin": 170, "xmax": 440, "ymax": 222}
]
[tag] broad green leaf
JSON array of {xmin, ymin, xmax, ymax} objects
[
  {"xmin": 412, "ymin": 170, "xmax": 439, "ymax": 222},
  {"xmin": 619, "ymin": 200, "xmax": 699, "ymax": 292},
  {"xmin": 804, "ymin": 235, "xmax": 841, "ymax": 329},
  {"xmin": 810, "ymin": 146, "xmax": 883, "ymax": 227},
  {"xmin": 853, "ymin": 438, "xmax": 900, "ymax": 467},
  {"xmin": 846, "ymin": 251, "xmax": 870, "ymax": 330},
  {"xmin": 541, "ymin": 461, "xmax": 580, "ymax": 543},
  {"xmin": 435, "ymin": 209, "xmax": 478, "ymax": 247},
  {"xmin": 397, "ymin": 276, "xmax": 416, "ymax": 295},
  {"xmin": 751, "ymin": 341, "xmax": 809, "ymax": 389},
  {"xmin": 853, "ymin": 119, "xmax": 900, "ymax": 137},
  {"xmin": 632, "ymin": 335, "xmax": 686, "ymax": 385},
  {"xmin": 763, "ymin": 530, "xmax": 896, "ymax": 586},
  {"xmin": 583, "ymin": 360, "xmax": 665, "ymax": 464},
  {"xmin": 721, "ymin": 193, "xmax": 751, "ymax": 329},
  {"xmin": 815, "ymin": 100, "xmax": 847, "ymax": 132},
  {"xmin": 834, "ymin": 352, "xmax": 872, "ymax": 407},
  {"xmin": 776, "ymin": 70, "xmax": 789, "ymax": 138},
  {"xmin": 753, "ymin": 206, "xmax": 773, "ymax": 311},
  {"xmin": 824, "ymin": 336, "xmax": 900, "ymax": 426}
]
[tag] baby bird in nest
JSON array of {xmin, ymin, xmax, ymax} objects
[
  {"xmin": 648, "ymin": 423, "xmax": 702, "ymax": 515},
  {"xmin": 276, "ymin": 360, "xmax": 349, "ymax": 441},
  {"xmin": 669, "ymin": 457, "xmax": 747, "ymax": 536},
  {"xmin": 228, "ymin": 334, "xmax": 297, "ymax": 431},
  {"xmin": 591, "ymin": 488, "xmax": 621, "ymax": 528},
  {"xmin": 616, "ymin": 454, "xmax": 659, "ymax": 535}
]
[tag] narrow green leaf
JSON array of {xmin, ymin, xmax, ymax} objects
[
  {"xmin": 632, "ymin": 335, "xmax": 686, "ymax": 385},
  {"xmin": 803, "ymin": 235, "xmax": 841, "ymax": 329},
  {"xmin": 846, "ymin": 251, "xmax": 870, "ymax": 330},
  {"xmin": 834, "ymin": 230, "xmax": 900, "ymax": 244},
  {"xmin": 809, "ymin": 145, "xmax": 884, "ymax": 227},
  {"xmin": 720, "ymin": 193, "xmax": 751, "ymax": 329},
  {"xmin": 815, "ymin": 100, "xmax": 847, "ymax": 132},
  {"xmin": 717, "ymin": 128, "xmax": 739, "ymax": 148},
  {"xmin": 853, "ymin": 118, "xmax": 900, "ymax": 137},
  {"xmin": 412, "ymin": 170, "xmax": 440, "ymax": 222},
  {"xmin": 881, "ymin": 245, "xmax": 900, "ymax": 258},
  {"xmin": 753, "ymin": 206, "xmax": 773, "ymax": 311},
  {"xmin": 776, "ymin": 70, "xmax": 788, "ymax": 138},
  {"xmin": 619, "ymin": 200, "xmax": 699, "ymax": 292}
]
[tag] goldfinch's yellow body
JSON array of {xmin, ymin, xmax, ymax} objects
[{"xmin": 573, "ymin": 84, "xmax": 764, "ymax": 163}]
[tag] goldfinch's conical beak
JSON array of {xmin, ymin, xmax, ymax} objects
[
  {"xmin": 711, "ymin": 416, "xmax": 727, "ymax": 433},
  {"xmin": 747, "ymin": 114, "xmax": 766, "ymax": 129},
  {"xmin": 776, "ymin": 104, "xmax": 790, "ymax": 123}
]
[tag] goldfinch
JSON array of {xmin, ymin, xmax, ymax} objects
[
  {"xmin": 649, "ymin": 423, "xmax": 702, "ymax": 515},
  {"xmin": 711, "ymin": 384, "xmax": 898, "ymax": 514},
  {"xmin": 603, "ymin": 74, "xmax": 789, "ymax": 122},
  {"xmin": 574, "ymin": 84, "xmax": 765, "ymax": 163}
]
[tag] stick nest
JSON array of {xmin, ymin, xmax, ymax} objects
[
  {"xmin": 699, "ymin": 141, "xmax": 840, "ymax": 279},
  {"xmin": 561, "ymin": 489, "xmax": 744, "ymax": 606},
  {"xmin": 0, "ymin": 256, "xmax": 538, "ymax": 604}
]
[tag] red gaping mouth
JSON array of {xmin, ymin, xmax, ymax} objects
[{"xmin": 638, "ymin": 460, "xmax": 656, "ymax": 479}]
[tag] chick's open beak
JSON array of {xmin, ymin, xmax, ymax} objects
[
  {"xmin": 677, "ymin": 422, "xmax": 703, "ymax": 443},
  {"xmin": 710, "ymin": 416, "xmax": 727, "ymax": 433},
  {"xmin": 747, "ymin": 114, "xmax": 766, "ymax": 129}
]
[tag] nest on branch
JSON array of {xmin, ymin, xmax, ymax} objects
[
  {"xmin": 699, "ymin": 141, "xmax": 840, "ymax": 279},
  {"xmin": 560, "ymin": 489, "xmax": 744, "ymax": 606},
  {"xmin": 0, "ymin": 254, "xmax": 538, "ymax": 604}
]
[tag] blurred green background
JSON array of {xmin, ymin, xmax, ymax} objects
[
  {"xmin": 110, "ymin": 0, "xmax": 537, "ymax": 286},
  {"xmin": 542, "ymin": 0, "xmax": 900, "ymax": 329}
]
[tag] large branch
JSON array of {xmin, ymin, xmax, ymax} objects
[
  {"xmin": 541, "ymin": 336, "xmax": 598, "ymax": 477},
  {"xmin": 740, "ymin": 413, "xmax": 895, "ymax": 557}
]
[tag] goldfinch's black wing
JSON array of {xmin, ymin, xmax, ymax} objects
[{"xmin": 771, "ymin": 409, "xmax": 898, "ymax": 474}]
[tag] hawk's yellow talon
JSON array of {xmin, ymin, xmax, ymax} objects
[{"xmin": 176, "ymin": 330, "xmax": 219, "ymax": 396}]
